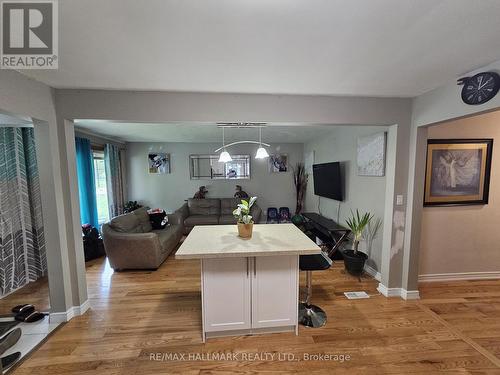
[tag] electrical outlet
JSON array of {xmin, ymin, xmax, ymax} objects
[{"xmin": 396, "ymin": 195, "xmax": 404, "ymax": 206}]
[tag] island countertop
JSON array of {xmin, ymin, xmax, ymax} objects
[{"xmin": 175, "ymin": 224, "xmax": 321, "ymax": 259}]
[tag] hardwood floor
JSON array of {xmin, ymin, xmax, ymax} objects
[
  {"xmin": 0, "ymin": 276, "xmax": 50, "ymax": 316},
  {"xmin": 9, "ymin": 254, "xmax": 500, "ymax": 374}
]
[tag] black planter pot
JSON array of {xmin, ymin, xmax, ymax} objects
[{"xmin": 342, "ymin": 250, "xmax": 368, "ymax": 275}]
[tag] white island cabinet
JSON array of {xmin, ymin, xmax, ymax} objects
[{"xmin": 176, "ymin": 224, "xmax": 321, "ymax": 341}]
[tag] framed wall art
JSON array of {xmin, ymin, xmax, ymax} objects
[{"xmin": 424, "ymin": 139, "xmax": 493, "ymax": 206}]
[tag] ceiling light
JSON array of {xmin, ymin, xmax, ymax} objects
[
  {"xmin": 218, "ymin": 128, "xmax": 232, "ymax": 162},
  {"xmin": 218, "ymin": 150, "xmax": 232, "ymax": 163},
  {"xmin": 255, "ymin": 147, "xmax": 269, "ymax": 159},
  {"xmin": 255, "ymin": 127, "xmax": 269, "ymax": 159}
]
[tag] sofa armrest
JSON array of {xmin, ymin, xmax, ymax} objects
[
  {"xmin": 251, "ymin": 204, "xmax": 263, "ymax": 224},
  {"xmin": 175, "ymin": 203, "xmax": 189, "ymax": 220},
  {"xmin": 167, "ymin": 212, "xmax": 183, "ymax": 226},
  {"xmin": 102, "ymin": 224, "xmax": 162, "ymax": 270}
]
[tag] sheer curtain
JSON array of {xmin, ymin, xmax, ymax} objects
[
  {"xmin": 104, "ymin": 144, "xmax": 125, "ymax": 218},
  {"xmin": 0, "ymin": 127, "xmax": 47, "ymax": 296},
  {"xmin": 75, "ymin": 137, "xmax": 99, "ymax": 228}
]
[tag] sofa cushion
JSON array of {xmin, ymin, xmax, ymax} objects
[
  {"xmin": 184, "ymin": 214, "xmax": 219, "ymax": 227},
  {"xmin": 152, "ymin": 225, "xmax": 182, "ymax": 253},
  {"xmin": 109, "ymin": 213, "xmax": 142, "ymax": 233},
  {"xmin": 188, "ymin": 198, "xmax": 221, "ymax": 216},
  {"xmin": 220, "ymin": 198, "xmax": 239, "ymax": 215},
  {"xmin": 133, "ymin": 207, "xmax": 153, "ymax": 232},
  {"xmin": 219, "ymin": 214, "xmax": 237, "ymax": 225}
]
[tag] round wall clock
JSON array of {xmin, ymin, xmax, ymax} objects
[{"xmin": 458, "ymin": 72, "xmax": 500, "ymax": 105}]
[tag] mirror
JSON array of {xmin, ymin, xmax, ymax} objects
[{"xmin": 190, "ymin": 154, "xmax": 251, "ymax": 180}]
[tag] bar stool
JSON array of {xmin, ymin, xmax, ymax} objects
[{"xmin": 298, "ymin": 252, "xmax": 332, "ymax": 328}]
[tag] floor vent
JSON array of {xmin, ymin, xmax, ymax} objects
[{"xmin": 344, "ymin": 291, "xmax": 370, "ymax": 299}]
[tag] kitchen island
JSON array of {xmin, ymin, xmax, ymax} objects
[{"xmin": 175, "ymin": 224, "xmax": 321, "ymax": 341}]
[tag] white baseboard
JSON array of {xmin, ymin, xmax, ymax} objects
[
  {"xmin": 400, "ymin": 289, "xmax": 420, "ymax": 300},
  {"xmin": 418, "ymin": 271, "xmax": 500, "ymax": 282},
  {"xmin": 377, "ymin": 283, "xmax": 420, "ymax": 300},
  {"xmin": 377, "ymin": 283, "xmax": 401, "ymax": 297},
  {"xmin": 364, "ymin": 265, "xmax": 381, "ymax": 281},
  {"xmin": 49, "ymin": 300, "xmax": 90, "ymax": 323}
]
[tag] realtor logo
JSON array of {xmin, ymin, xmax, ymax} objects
[{"xmin": 1, "ymin": 0, "xmax": 58, "ymax": 69}]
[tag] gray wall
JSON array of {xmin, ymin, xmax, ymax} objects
[
  {"xmin": 304, "ymin": 126, "xmax": 388, "ymax": 273},
  {"xmin": 126, "ymin": 142, "xmax": 303, "ymax": 217},
  {"xmin": 0, "ymin": 70, "xmax": 88, "ymax": 316},
  {"xmin": 55, "ymin": 89, "xmax": 412, "ymax": 290}
]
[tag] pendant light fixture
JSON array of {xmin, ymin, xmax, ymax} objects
[
  {"xmin": 218, "ymin": 127, "xmax": 232, "ymax": 163},
  {"xmin": 255, "ymin": 127, "xmax": 269, "ymax": 159}
]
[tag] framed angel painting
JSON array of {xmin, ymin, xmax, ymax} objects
[{"xmin": 424, "ymin": 139, "xmax": 493, "ymax": 206}]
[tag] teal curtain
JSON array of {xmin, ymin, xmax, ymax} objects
[
  {"xmin": 104, "ymin": 144, "xmax": 124, "ymax": 218},
  {"xmin": 75, "ymin": 137, "xmax": 98, "ymax": 228},
  {"xmin": 0, "ymin": 127, "xmax": 47, "ymax": 296}
]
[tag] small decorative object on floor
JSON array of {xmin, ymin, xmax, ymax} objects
[
  {"xmin": 193, "ymin": 186, "xmax": 208, "ymax": 199},
  {"xmin": 148, "ymin": 208, "xmax": 169, "ymax": 229},
  {"xmin": 124, "ymin": 200, "xmax": 142, "ymax": 213},
  {"xmin": 234, "ymin": 185, "xmax": 249, "ymax": 199},
  {"xmin": 233, "ymin": 197, "xmax": 257, "ymax": 238},
  {"xmin": 343, "ymin": 209, "xmax": 373, "ymax": 275}
]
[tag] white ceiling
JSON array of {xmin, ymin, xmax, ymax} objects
[
  {"xmin": 74, "ymin": 120, "xmax": 339, "ymax": 143},
  {"xmin": 22, "ymin": 0, "xmax": 500, "ymax": 97}
]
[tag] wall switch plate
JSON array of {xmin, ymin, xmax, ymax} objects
[{"xmin": 396, "ymin": 195, "xmax": 404, "ymax": 205}]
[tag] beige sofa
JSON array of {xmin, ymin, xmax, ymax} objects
[
  {"xmin": 101, "ymin": 207, "xmax": 183, "ymax": 271},
  {"xmin": 176, "ymin": 198, "xmax": 262, "ymax": 234}
]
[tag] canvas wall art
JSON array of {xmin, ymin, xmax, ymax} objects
[
  {"xmin": 357, "ymin": 132, "xmax": 386, "ymax": 176},
  {"xmin": 424, "ymin": 139, "xmax": 493, "ymax": 206},
  {"xmin": 269, "ymin": 154, "xmax": 288, "ymax": 173},
  {"xmin": 148, "ymin": 153, "xmax": 170, "ymax": 174}
]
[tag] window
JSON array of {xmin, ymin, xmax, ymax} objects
[{"xmin": 93, "ymin": 151, "xmax": 109, "ymax": 224}]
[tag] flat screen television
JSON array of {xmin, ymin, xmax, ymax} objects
[{"xmin": 312, "ymin": 162, "xmax": 343, "ymax": 201}]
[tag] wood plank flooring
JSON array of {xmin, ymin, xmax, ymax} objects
[{"xmin": 9, "ymin": 254, "xmax": 500, "ymax": 374}]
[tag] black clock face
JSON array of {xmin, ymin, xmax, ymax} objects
[{"xmin": 461, "ymin": 72, "xmax": 500, "ymax": 105}]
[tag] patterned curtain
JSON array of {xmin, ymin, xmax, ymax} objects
[
  {"xmin": 0, "ymin": 127, "xmax": 47, "ymax": 296},
  {"xmin": 104, "ymin": 144, "xmax": 124, "ymax": 218}
]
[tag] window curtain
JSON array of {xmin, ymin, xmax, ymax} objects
[
  {"xmin": 0, "ymin": 127, "xmax": 47, "ymax": 296},
  {"xmin": 104, "ymin": 144, "xmax": 124, "ymax": 218},
  {"xmin": 75, "ymin": 137, "xmax": 99, "ymax": 228}
]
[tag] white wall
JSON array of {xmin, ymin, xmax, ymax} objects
[
  {"xmin": 304, "ymin": 126, "xmax": 388, "ymax": 272},
  {"xmin": 126, "ymin": 142, "xmax": 304, "ymax": 217}
]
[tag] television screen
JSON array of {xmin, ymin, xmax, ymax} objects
[{"xmin": 312, "ymin": 162, "xmax": 343, "ymax": 201}]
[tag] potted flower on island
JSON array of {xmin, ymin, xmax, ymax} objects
[
  {"xmin": 233, "ymin": 197, "xmax": 257, "ymax": 238},
  {"xmin": 343, "ymin": 209, "xmax": 373, "ymax": 275}
]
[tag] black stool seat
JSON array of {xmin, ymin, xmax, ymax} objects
[
  {"xmin": 299, "ymin": 252, "xmax": 332, "ymax": 271},
  {"xmin": 298, "ymin": 251, "xmax": 331, "ymax": 328}
]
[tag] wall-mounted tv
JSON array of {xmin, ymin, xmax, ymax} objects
[{"xmin": 312, "ymin": 162, "xmax": 343, "ymax": 201}]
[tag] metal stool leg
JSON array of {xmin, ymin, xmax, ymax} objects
[{"xmin": 298, "ymin": 270, "xmax": 327, "ymax": 328}]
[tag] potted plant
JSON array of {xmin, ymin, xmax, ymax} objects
[
  {"xmin": 233, "ymin": 197, "xmax": 257, "ymax": 238},
  {"xmin": 343, "ymin": 209, "xmax": 373, "ymax": 275}
]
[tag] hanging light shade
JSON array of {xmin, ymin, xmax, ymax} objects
[
  {"xmin": 255, "ymin": 127, "xmax": 269, "ymax": 159},
  {"xmin": 255, "ymin": 146, "xmax": 269, "ymax": 159},
  {"xmin": 218, "ymin": 150, "xmax": 232, "ymax": 163},
  {"xmin": 218, "ymin": 127, "xmax": 232, "ymax": 163}
]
